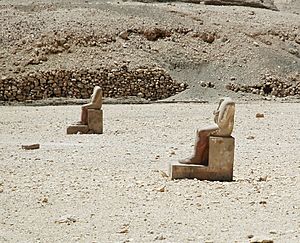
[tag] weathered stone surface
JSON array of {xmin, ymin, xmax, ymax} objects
[
  {"xmin": 21, "ymin": 144, "xmax": 40, "ymax": 150},
  {"xmin": 204, "ymin": 0, "xmax": 278, "ymax": 11},
  {"xmin": 88, "ymin": 109, "xmax": 103, "ymax": 134},
  {"xmin": 208, "ymin": 136, "xmax": 234, "ymax": 174},
  {"xmin": 67, "ymin": 125, "xmax": 89, "ymax": 134},
  {"xmin": 170, "ymin": 136, "xmax": 234, "ymax": 181}
]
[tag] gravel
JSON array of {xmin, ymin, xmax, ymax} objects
[{"xmin": 0, "ymin": 103, "xmax": 299, "ymax": 242}]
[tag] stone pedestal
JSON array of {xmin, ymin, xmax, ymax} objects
[
  {"xmin": 67, "ymin": 124, "xmax": 89, "ymax": 134},
  {"xmin": 67, "ymin": 109, "xmax": 103, "ymax": 134},
  {"xmin": 169, "ymin": 136, "xmax": 234, "ymax": 181}
]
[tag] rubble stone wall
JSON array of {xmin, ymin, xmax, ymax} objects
[
  {"xmin": 0, "ymin": 67, "xmax": 187, "ymax": 102},
  {"xmin": 226, "ymin": 73, "xmax": 300, "ymax": 97}
]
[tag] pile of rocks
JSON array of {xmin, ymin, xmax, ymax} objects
[
  {"xmin": 143, "ymin": 28, "xmax": 172, "ymax": 41},
  {"xmin": 0, "ymin": 67, "xmax": 187, "ymax": 102},
  {"xmin": 226, "ymin": 73, "xmax": 300, "ymax": 97},
  {"xmin": 20, "ymin": 32, "xmax": 117, "ymax": 66}
]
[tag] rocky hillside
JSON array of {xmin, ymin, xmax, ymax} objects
[{"xmin": 0, "ymin": 0, "xmax": 299, "ymax": 102}]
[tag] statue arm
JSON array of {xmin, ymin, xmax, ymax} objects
[
  {"xmin": 82, "ymin": 102, "xmax": 95, "ymax": 109},
  {"xmin": 82, "ymin": 87, "xmax": 102, "ymax": 109},
  {"xmin": 197, "ymin": 124, "xmax": 220, "ymax": 135}
]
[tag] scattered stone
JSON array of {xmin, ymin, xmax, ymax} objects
[
  {"xmin": 253, "ymin": 41, "xmax": 259, "ymax": 47},
  {"xmin": 250, "ymin": 239, "xmax": 274, "ymax": 243},
  {"xmin": 259, "ymin": 200, "xmax": 267, "ymax": 205},
  {"xmin": 26, "ymin": 58, "xmax": 40, "ymax": 65},
  {"xmin": 156, "ymin": 186, "xmax": 166, "ymax": 192},
  {"xmin": 160, "ymin": 171, "xmax": 168, "ymax": 178},
  {"xmin": 256, "ymin": 113, "xmax": 264, "ymax": 118},
  {"xmin": 288, "ymin": 48, "xmax": 298, "ymax": 55},
  {"xmin": 22, "ymin": 144, "xmax": 40, "ymax": 150},
  {"xmin": 143, "ymin": 27, "xmax": 171, "ymax": 41},
  {"xmin": 258, "ymin": 176, "xmax": 268, "ymax": 181},
  {"xmin": 118, "ymin": 227, "xmax": 129, "ymax": 234},
  {"xmin": 170, "ymin": 150, "xmax": 176, "ymax": 155},
  {"xmin": 119, "ymin": 31, "xmax": 129, "ymax": 40},
  {"xmin": 154, "ymin": 235, "xmax": 166, "ymax": 240},
  {"xmin": 200, "ymin": 81, "xmax": 215, "ymax": 88},
  {"xmin": 55, "ymin": 215, "xmax": 77, "ymax": 224},
  {"xmin": 41, "ymin": 197, "xmax": 48, "ymax": 203},
  {"xmin": 200, "ymin": 32, "xmax": 215, "ymax": 43}
]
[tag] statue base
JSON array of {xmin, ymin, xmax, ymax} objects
[
  {"xmin": 67, "ymin": 124, "xmax": 89, "ymax": 134},
  {"xmin": 169, "ymin": 136, "xmax": 234, "ymax": 181},
  {"xmin": 67, "ymin": 109, "xmax": 103, "ymax": 134},
  {"xmin": 87, "ymin": 109, "xmax": 103, "ymax": 134}
]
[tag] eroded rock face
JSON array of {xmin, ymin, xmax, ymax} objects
[{"xmin": 204, "ymin": 0, "xmax": 278, "ymax": 11}]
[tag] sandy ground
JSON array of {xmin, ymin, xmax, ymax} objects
[{"xmin": 0, "ymin": 102, "xmax": 299, "ymax": 242}]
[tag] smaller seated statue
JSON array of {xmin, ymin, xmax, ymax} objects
[
  {"xmin": 67, "ymin": 86, "xmax": 103, "ymax": 134},
  {"xmin": 180, "ymin": 97, "xmax": 235, "ymax": 165},
  {"xmin": 79, "ymin": 86, "xmax": 103, "ymax": 125}
]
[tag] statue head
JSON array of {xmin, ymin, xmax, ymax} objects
[
  {"xmin": 213, "ymin": 97, "xmax": 235, "ymax": 136},
  {"xmin": 90, "ymin": 86, "xmax": 102, "ymax": 109}
]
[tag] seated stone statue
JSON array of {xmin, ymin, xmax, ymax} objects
[
  {"xmin": 79, "ymin": 86, "xmax": 102, "ymax": 125},
  {"xmin": 180, "ymin": 97, "xmax": 235, "ymax": 165},
  {"xmin": 67, "ymin": 86, "xmax": 103, "ymax": 134}
]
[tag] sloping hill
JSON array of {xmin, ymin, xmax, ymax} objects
[{"xmin": 0, "ymin": 0, "xmax": 299, "ymax": 102}]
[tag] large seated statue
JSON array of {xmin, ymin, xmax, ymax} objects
[
  {"xmin": 169, "ymin": 97, "xmax": 235, "ymax": 181},
  {"xmin": 180, "ymin": 97, "xmax": 235, "ymax": 165}
]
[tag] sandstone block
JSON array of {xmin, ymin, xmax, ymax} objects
[
  {"xmin": 67, "ymin": 124, "xmax": 89, "ymax": 134},
  {"xmin": 88, "ymin": 109, "xmax": 103, "ymax": 134},
  {"xmin": 22, "ymin": 144, "xmax": 40, "ymax": 150},
  {"xmin": 208, "ymin": 136, "xmax": 234, "ymax": 172}
]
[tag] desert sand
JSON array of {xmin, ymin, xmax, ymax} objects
[
  {"xmin": 1, "ymin": 0, "xmax": 300, "ymax": 242},
  {"xmin": 0, "ymin": 102, "xmax": 299, "ymax": 242}
]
